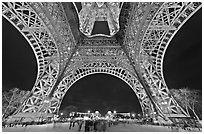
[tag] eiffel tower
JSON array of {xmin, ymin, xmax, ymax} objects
[{"xmin": 2, "ymin": 2, "xmax": 201, "ymax": 122}]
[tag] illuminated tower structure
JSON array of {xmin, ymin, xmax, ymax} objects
[{"xmin": 2, "ymin": 2, "xmax": 201, "ymax": 123}]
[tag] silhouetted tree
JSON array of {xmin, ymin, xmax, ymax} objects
[
  {"xmin": 170, "ymin": 88, "xmax": 202, "ymax": 121},
  {"xmin": 2, "ymin": 88, "xmax": 30, "ymax": 119}
]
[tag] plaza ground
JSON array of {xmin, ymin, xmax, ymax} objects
[{"xmin": 2, "ymin": 122, "xmax": 201, "ymax": 132}]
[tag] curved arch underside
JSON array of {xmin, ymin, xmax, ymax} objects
[
  {"xmin": 2, "ymin": 2, "xmax": 201, "ymax": 121},
  {"xmin": 51, "ymin": 62, "xmax": 153, "ymax": 116},
  {"xmin": 59, "ymin": 73, "xmax": 143, "ymax": 114}
]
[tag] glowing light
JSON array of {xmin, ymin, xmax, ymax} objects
[
  {"xmin": 84, "ymin": 116, "xmax": 89, "ymax": 120},
  {"xmin": 44, "ymin": 100, "xmax": 49, "ymax": 103},
  {"xmin": 107, "ymin": 111, "xmax": 112, "ymax": 114}
]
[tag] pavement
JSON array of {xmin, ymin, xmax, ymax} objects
[{"xmin": 2, "ymin": 122, "xmax": 202, "ymax": 132}]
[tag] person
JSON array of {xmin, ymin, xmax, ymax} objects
[
  {"xmin": 101, "ymin": 121, "xmax": 106, "ymax": 132},
  {"xmin": 93, "ymin": 120, "xmax": 98, "ymax": 131},
  {"xmin": 84, "ymin": 120, "xmax": 90, "ymax": 132},
  {"xmin": 89, "ymin": 120, "xmax": 94, "ymax": 131},
  {"xmin": 69, "ymin": 117, "xmax": 74, "ymax": 129},
  {"xmin": 53, "ymin": 116, "xmax": 57, "ymax": 128},
  {"xmin": 78, "ymin": 120, "xmax": 83, "ymax": 132}
]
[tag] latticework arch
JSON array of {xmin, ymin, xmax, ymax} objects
[
  {"xmin": 2, "ymin": 2, "xmax": 59, "ymax": 81},
  {"xmin": 137, "ymin": 2, "xmax": 202, "ymax": 117},
  {"xmin": 2, "ymin": 2, "xmax": 61, "ymax": 113},
  {"xmin": 48, "ymin": 62, "xmax": 154, "ymax": 117}
]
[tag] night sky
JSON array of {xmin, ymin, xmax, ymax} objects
[
  {"xmin": 2, "ymin": 18, "xmax": 37, "ymax": 91},
  {"xmin": 2, "ymin": 8, "xmax": 202, "ymax": 114},
  {"xmin": 163, "ymin": 8, "xmax": 202, "ymax": 90}
]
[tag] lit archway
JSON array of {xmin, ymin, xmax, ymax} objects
[
  {"xmin": 59, "ymin": 73, "xmax": 143, "ymax": 115},
  {"xmin": 50, "ymin": 62, "xmax": 154, "ymax": 117}
]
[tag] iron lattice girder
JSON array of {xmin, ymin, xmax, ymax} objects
[
  {"xmin": 21, "ymin": 62, "xmax": 59, "ymax": 113},
  {"xmin": 2, "ymin": 2, "xmax": 61, "ymax": 113},
  {"xmin": 76, "ymin": 2, "xmax": 122, "ymax": 37},
  {"xmin": 2, "ymin": 2, "xmax": 59, "ymax": 80},
  {"xmin": 121, "ymin": 2, "xmax": 162, "ymax": 58},
  {"xmin": 2, "ymin": 2, "xmax": 202, "ymax": 120},
  {"xmin": 29, "ymin": 2, "xmax": 84, "ymax": 99},
  {"xmin": 64, "ymin": 42, "xmax": 136, "ymax": 77},
  {"xmin": 29, "ymin": 2, "xmax": 78, "ymax": 74},
  {"xmin": 119, "ymin": 2, "xmax": 167, "ymax": 118},
  {"xmin": 141, "ymin": 2, "xmax": 202, "ymax": 78},
  {"xmin": 2, "ymin": 2, "xmax": 64, "ymax": 113},
  {"xmin": 121, "ymin": 2, "xmax": 201, "ymax": 117},
  {"xmin": 138, "ymin": 2, "xmax": 201, "ymax": 116}
]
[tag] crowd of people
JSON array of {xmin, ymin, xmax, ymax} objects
[
  {"xmin": 68, "ymin": 118, "xmax": 107, "ymax": 132},
  {"xmin": 2, "ymin": 111, "xmax": 202, "ymax": 132}
]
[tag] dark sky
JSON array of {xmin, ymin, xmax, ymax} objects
[
  {"xmin": 2, "ymin": 8, "xmax": 202, "ymax": 114},
  {"xmin": 163, "ymin": 8, "xmax": 202, "ymax": 90},
  {"xmin": 2, "ymin": 18, "xmax": 37, "ymax": 91}
]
